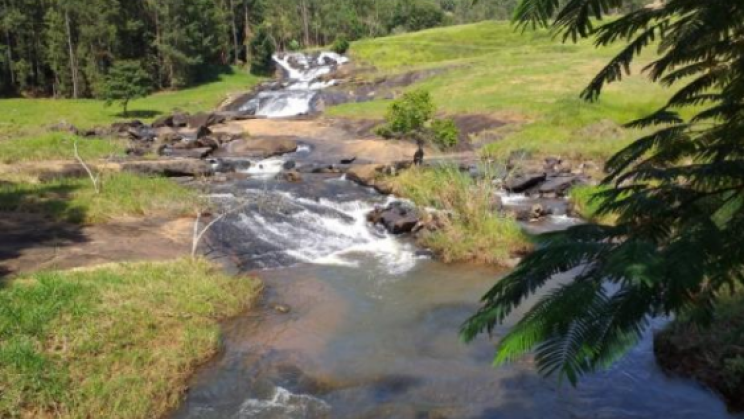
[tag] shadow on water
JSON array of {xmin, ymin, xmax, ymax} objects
[{"xmin": 0, "ymin": 180, "xmax": 88, "ymax": 280}]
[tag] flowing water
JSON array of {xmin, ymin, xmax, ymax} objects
[{"xmin": 171, "ymin": 53, "xmax": 740, "ymax": 419}]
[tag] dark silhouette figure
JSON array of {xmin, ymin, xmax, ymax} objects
[{"xmin": 413, "ymin": 139, "xmax": 424, "ymax": 166}]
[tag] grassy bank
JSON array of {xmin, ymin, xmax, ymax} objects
[
  {"xmin": 655, "ymin": 295, "xmax": 744, "ymax": 411},
  {"xmin": 389, "ymin": 166, "xmax": 529, "ymax": 265},
  {"xmin": 0, "ymin": 172, "xmax": 200, "ymax": 224},
  {"xmin": 0, "ymin": 134, "xmax": 126, "ymax": 163},
  {"xmin": 0, "ymin": 259, "xmax": 260, "ymax": 418},
  {"xmin": 0, "ymin": 68, "xmax": 262, "ymax": 139},
  {"xmin": 330, "ymin": 21, "xmax": 673, "ymax": 160}
]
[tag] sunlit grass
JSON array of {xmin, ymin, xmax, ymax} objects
[
  {"xmin": 389, "ymin": 165, "xmax": 530, "ymax": 265},
  {"xmin": 330, "ymin": 21, "xmax": 673, "ymax": 160},
  {"xmin": 0, "ymin": 259, "xmax": 260, "ymax": 418},
  {"xmin": 0, "ymin": 68, "xmax": 263, "ymax": 140},
  {"xmin": 0, "ymin": 133, "xmax": 127, "ymax": 163},
  {"xmin": 0, "ymin": 172, "xmax": 201, "ymax": 224}
]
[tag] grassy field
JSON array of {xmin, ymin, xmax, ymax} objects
[
  {"xmin": 0, "ymin": 68, "xmax": 262, "ymax": 140},
  {"xmin": 330, "ymin": 21, "xmax": 673, "ymax": 160},
  {"xmin": 0, "ymin": 172, "xmax": 201, "ymax": 224},
  {"xmin": 389, "ymin": 166, "xmax": 530, "ymax": 265},
  {"xmin": 0, "ymin": 259, "xmax": 260, "ymax": 418},
  {"xmin": 0, "ymin": 134, "xmax": 127, "ymax": 163}
]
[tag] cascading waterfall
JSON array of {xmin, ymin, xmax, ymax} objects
[{"xmin": 239, "ymin": 52, "xmax": 349, "ymax": 118}]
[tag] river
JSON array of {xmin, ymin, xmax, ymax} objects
[{"xmin": 170, "ymin": 52, "xmax": 739, "ymax": 419}]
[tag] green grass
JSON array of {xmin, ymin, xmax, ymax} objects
[
  {"xmin": 0, "ymin": 172, "xmax": 200, "ymax": 224},
  {"xmin": 0, "ymin": 258, "xmax": 260, "ymax": 418},
  {"xmin": 330, "ymin": 21, "xmax": 675, "ymax": 160},
  {"xmin": 568, "ymin": 184, "xmax": 618, "ymax": 224},
  {"xmin": 0, "ymin": 133, "xmax": 126, "ymax": 163},
  {"xmin": 389, "ymin": 165, "xmax": 529, "ymax": 265},
  {"xmin": 0, "ymin": 68, "xmax": 262, "ymax": 140}
]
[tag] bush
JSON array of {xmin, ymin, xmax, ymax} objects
[
  {"xmin": 332, "ymin": 36, "xmax": 350, "ymax": 55},
  {"xmin": 430, "ymin": 118, "xmax": 459, "ymax": 149},
  {"xmin": 288, "ymin": 39, "xmax": 301, "ymax": 51},
  {"xmin": 384, "ymin": 89, "xmax": 435, "ymax": 136}
]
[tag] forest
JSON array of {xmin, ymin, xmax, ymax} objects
[{"xmin": 0, "ymin": 0, "xmax": 524, "ymax": 98}]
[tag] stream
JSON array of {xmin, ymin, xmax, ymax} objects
[{"xmin": 171, "ymin": 53, "xmax": 739, "ymax": 419}]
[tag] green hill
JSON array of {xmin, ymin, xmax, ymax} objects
[{"xmin": 330, "ymin": 21, "xmax": 672, "ymax": 160}]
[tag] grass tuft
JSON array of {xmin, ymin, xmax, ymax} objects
[
  {"xmin": 0, "ymin": 259, "xmax": 260, "ymax": 418},
  {"xmin": 390, "ymin": 165, "xmax": 529, "ymax": 265}
]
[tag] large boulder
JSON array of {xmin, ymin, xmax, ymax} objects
[
  {"xmin": 213, "ymin": 137, "xmax": 298, "ymax": 158},
  {"xmin": 538, "ymin": 175, "xmax": 585, "ymax": 197},
  {"xmin": 187, "ymin": 112, "xmax": 226, "ymax": 128},
  {"xmin": 369, "ymin": 202, "xmax": 419, "ymax": 235},
  {"xmin": 161, "ymin": 147, "xmax": 214, "ymax": 159},
  {"xmin": 505, "ymin": 172, "xmax": 546, "ymax": 193}
]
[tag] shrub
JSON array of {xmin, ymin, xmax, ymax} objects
[
  {"xmin": 288, "ymin": 39, "xmax": 301, "ymax": 51},
  {"xmin": 332, "ymin": 36, "xmax": 350, "ymax": 55},
  {"xmin": 430, "ymin": 118, "xmax": 459, "ymax": 149},
  {"xmin": 384, "ymin": 89, "xmax": 435, "ymax": 136}
]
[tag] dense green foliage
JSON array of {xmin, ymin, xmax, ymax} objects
[
  {"xmin": 376, "ymin": 90, "xmax": 460, "ymax": 149},
  {"xmin": 0, "ymin": 0, "xmax": 551, "ymax": 98},
  {"xmin": 431, "ymin": 118, "xmax": 460, "ymax": 149},
  {"xmin": 332, "ymin": 36, "xmax": 351, "ymax": 55},
  {"xmin": 249, "ymin": 25, "xmax": 277, "ymax": 76},
  {"xmin": 99, "ymin": 61, "xmax": 153, "ymax": 116},
  {"xmin": 462, "ymin": 0, "xmax": 744, "ymax": 386},
  {"xmin": 378, "ymin": 90, "xmax": 436, "ymax": 137}
]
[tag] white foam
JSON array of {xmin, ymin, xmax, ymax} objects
[
  {"xmin": 496, "ymin": 190, "xmax": 530, "ymax": 206},
  {"xmin": 236, "ymin": 386, "xmax": 330, "ymax": 419},
  {"xmin": 245, "ymin": 157, "xmax": 286, "ymax": 177}
]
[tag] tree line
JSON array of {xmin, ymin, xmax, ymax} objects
[{"xmin": 0, "ymin": 0, "xmax": 522, "ymax": 99}]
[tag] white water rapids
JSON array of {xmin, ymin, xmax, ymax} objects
[{"xmin": 239, "ymin": 52, "xmax": 349, "ymax": 118}]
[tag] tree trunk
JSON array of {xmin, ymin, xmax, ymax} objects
[
  {"xmin": 2, "ymin": 0, "xmax": 14, "ymax": 87},
  {"xmin": 64, "ymin": 8, "xmax": 79, "ymax": 99},
  {"xmin": 244, "ymin": 1, "xmax": 251, "ymax": 62},
  {"xmin": 300, "ymin": 0, "xmax": 310, "ymax": 47},
  {"xmin": 229, "ymin": 0, "xmax": 239, "ymax": 63},
  {"xmin": 154, "ymin": 7, "xmax": 163, "ymax": 89}
]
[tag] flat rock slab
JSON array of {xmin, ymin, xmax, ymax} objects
[
  {"xmin": 213, "ymin": 137, "xmax": 299, "ymax": 159},
  {"xmin": 0, "ymin": 214, "xmax": 192, "ymax": 277}
]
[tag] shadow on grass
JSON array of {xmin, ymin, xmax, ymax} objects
[
  {"xmin": 115, "ymin": 110, "xmax": 162, "ymax": 119},
  {"xmin": 0, "ymin": 181, "xmax": 88, "ymax": 280}
]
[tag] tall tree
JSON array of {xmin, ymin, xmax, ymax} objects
[{"xmin": 462, "ymin": 0, "xmax": 744, "ymax": 385}]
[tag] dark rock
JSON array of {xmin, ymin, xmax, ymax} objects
[
  {"xmin": 210, "ymin": 158, "xmax": 251, "ymax": 173},
  {"xmin": 311, "ymin": 165, "xmax": 341, "ymax": 174},
  {"xmin": 505, "ymin": 172, "xmax": 547, "ymax": 193},
  {"xmin": 283, "ymin": 160, "xmax": 297, "ymax": 170},
  {"xmin": 171, "ymin": 113, "xmax": 189, "ymax": 128},
  {"xmin": 162, "ymin": 147, "xmax": 213, "ymax": 159},
  {"xmin": 110, "ymin": 120, "xmax": 145, "ymax": 133},
  {"xmin": 187, "ymin": 112, "xmax": 226, "ymax": 128},
  {"xmin": 158, "ymin": 132, "xmax": 183, "ymax": 145},
  {"xmin": 371, "ymin": 202, "xmax": 420, "ymax": 235},
  {"xmin": 151, "ymin": 115, "xmax": 174, "ymax": 128},
  {"xmin": 538, "ymin": 175, "xmax": 585, "ymax": 196},
  {"xmin": 195, "ymin": 125, "xmax": 212, "ymax": 140},
  {"xmin": 340, "ymin": 156, "xmax": 357, "ymax": 164}
]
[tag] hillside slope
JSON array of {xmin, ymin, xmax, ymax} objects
[{"xmin": 330, "ymin": 21, "xmax": 672, "ymax": 160}]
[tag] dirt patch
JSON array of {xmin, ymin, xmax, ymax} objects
[{"xmin": 0, "ymin": 213, "xmax": 192, "ymax": 277}]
